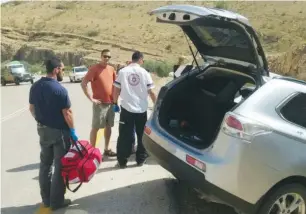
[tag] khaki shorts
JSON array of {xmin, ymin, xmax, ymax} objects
[{"xmin": 92, "ymin": 103, "xmax": 115, "ymax": 129}]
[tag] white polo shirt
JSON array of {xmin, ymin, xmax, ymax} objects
[{"xmin": 113, "ymin": 63, "xmax": 155, "ymax": 113}]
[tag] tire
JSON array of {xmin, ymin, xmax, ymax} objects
[
  {"xmin": 70, "ymin": 77, "xmax": 73, "ymax": 83},
  {"xmin": 257, "ymin": 183, "xmax": 306, "ymax": 214},
  {"xmin": 15, "ymin": 79, "xmax": 20, "ymax": 85},
  {"xmin": 30, "ymin": 79, "xmax": 34, "ymax": 84},
  {"xmin": 1, "ymin": 79, "xmax": 6, "ymax": 86}
]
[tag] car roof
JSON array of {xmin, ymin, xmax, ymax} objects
[
  {"xmin": 73, "ymin": 66, "xmax": 87, "ymax": 68},
  {"xmin": 275, "ymin": 76, "xmax": 306, "ymax": 86}
]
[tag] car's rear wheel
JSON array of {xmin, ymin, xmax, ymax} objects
[
  {"xmin": 15, "ymin": 78, "xmax": 20, "ymax": 85},
  {"xmin": 1, "ymin": 78, "xmax": 6, "ymax": 86},
  {"xmin": 257, "ymin": 184, "xmax": 306, "ymax": 214},
  {"xmin": 30, "ymin": 79, "xmax": 34, "ymax": 84}
]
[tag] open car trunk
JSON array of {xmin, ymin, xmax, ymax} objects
[{"xmin": 158, "ymin": 66, "xmax": 256, "ymax": 149}]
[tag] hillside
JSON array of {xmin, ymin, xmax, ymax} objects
[{"xmin": 1, "ymin": 1, "xmax": 306, "ymax": 78}]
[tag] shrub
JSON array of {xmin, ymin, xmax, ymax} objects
[
  {"xmin": 86, "ymin": 30, "xmax": 100, "ymax": 37},
  {"xmin": 143, "ymin": 60, "xmax": 174, "ymax": 77},
  {"xmin": 214, "ymin": 1, "xmax": 229, "ymax": 9},
  {"xmin": 30, "ymin": 64, "xmax": 44, "ymax": 74},
  {"xmin": 55, "ymin": 4, "xmax": 68, "ymax": 10},
  {"xmin": 20, "ymin": 61, "xmax": 44, "ymax": 74}
]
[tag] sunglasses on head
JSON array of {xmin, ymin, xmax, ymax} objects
[{"xmin": 103, "ymin": 55, "xmax": 111, "ymax": 59}]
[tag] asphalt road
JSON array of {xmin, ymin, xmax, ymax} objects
[
  {"xmin": 1, "ymin": 77, "xmax": 177, "ymax": 214},
  {"xmin": 1, "ymin": 76, "xmax": 237, "ymax": 214}
]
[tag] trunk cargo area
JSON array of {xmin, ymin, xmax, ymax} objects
[{"xmin": 158, "ymin": 67, "xmax": 256, "ymax": 149}]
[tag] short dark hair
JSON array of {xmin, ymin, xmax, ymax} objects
[
  {"xmin": 101, "ymin": 49, "xmax": 110, "ymax": 55},
  {"xmin": 45, "ymin": 56, "xmax": 62, "ymax": 74},
  {"xmin": 132, "ymin": 51, "xmax": 144, "ymax": 62}
]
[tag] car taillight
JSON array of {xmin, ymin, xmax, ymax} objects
[
  {"xmin": 186, "ymin": 155, "xmax": 206, "ymax": 172},
  {"xmin": 222, "ymin": 113, "xmax": 272, "ymax": 143},
  {"xmin": 144, "ymin": 126, "xmax": 152, "ymax": 135},
  {"xmin": 225, "ymin": 115, "xmax": 243, "ymax": 131}
]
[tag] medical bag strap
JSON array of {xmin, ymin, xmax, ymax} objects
[
  {"xmin": 65, "ymin": 176, "xmax": 83, "ymax": 193},
  {"xmin": 70, "ymin": 139, "xmax": 85, "ymax": 158}
]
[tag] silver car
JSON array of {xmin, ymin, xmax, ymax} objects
[
  {"xmin": 69, "ymin": 65, "xmax": 88, "ymax": 83},
  {"xmin": 143, "ymin": 5, "xmax": 306, "ymax": 214}
]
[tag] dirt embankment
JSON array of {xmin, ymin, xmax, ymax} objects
[
  {"xmin": 1, "ymin": 27, "xmax": 305, "ymax": 81},
  {"xmin": 1, "ymin": 27, "xmax": 164, "ymax": 67},
  {"xmin": 268, "ymin": 43, "xmax": 306, "ymax": 81}
]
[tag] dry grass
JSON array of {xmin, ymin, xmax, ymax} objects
[{"xmin": 1, "ymin": 1, "xmax": 306, "ymax": 75}]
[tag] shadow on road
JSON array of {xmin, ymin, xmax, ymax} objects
[
  {"xmin": 1, "ymin": 178, "xmax": 176, "ymax": 214},
  {"xmin": 172, "ymin": 180, "xmax": 238, "ymax": 214},
  {"xmin": 1, "ymin": 83, "xmax": 31, "ymax": 87},
  {"xmin": 31, "ymin": 156, "xmax": 158, "ymax": 180},
  {"xmin": 6, "ymin": 163, "xmax": 39, "ymax": 172},
  {"xmin": 60, "ymin": 81, "xmax": 81, "ymax": 85}
]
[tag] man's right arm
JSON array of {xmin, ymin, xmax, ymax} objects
[
  {"xmin": 81, "ymin": 67, "xmax": 101, "ymax": 104},
  {"xmin": 81, "ymin": 78, "xmax": 94, "ymax": 101}
]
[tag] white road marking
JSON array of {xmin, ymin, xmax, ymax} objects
[{"xmin": 1, "ymin": 105, "xmax": 28, "ymax": 123}]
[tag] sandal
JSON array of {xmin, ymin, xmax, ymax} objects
[{"xmin": 104, "ymin": 149, "xmax": 117, "ymax": 157}]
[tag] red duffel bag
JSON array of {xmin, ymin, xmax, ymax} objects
[{"xmin": 61, "ymin": 140, "xmax": 102, "ymax": 192}]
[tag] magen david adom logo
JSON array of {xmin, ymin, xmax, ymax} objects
[{"xmin": 128, "ymin": 73, "xmax": 140, "ymax": 86}]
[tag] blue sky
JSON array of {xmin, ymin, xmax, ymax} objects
[{"xmin": 1, "ymin": 0, "xmax": 11, "ymax": 4}]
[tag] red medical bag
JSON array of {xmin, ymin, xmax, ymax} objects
[{"xmin": 61, "ymin": 140, "xmax": 102, "ymax": 192}]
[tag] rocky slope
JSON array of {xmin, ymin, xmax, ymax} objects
[
  {"xmin": 1, "ymin": 1, "xmax": 306, "ymax": 79},
  {"xmin": 268, "ymin": 43, "xmax": 306, "ymax": 80}
]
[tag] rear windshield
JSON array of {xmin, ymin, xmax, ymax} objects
[
  {"xmin": 193, "ymin": 26, "xmax": 248, "ymax": 48},
  {"xmin": 75, "ymin": 67, "xmax": 88, "ymax": 72},
  {"xmin": 183, "ymin": 23, "xmax": 263, "ymax": 66},
  {"xmin": 10, "ymin": 64, "xmax": 24, "ymax": 69}
]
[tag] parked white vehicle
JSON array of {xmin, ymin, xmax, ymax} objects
[{"xmin": 69, "ymin": 66, "xmax": 88, "ymax": 82}]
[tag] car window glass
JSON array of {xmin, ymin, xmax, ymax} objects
[
  {"xmin": 193, "ymin": 26, "xmax": 249, "ymax": 49},
  {"xmin": 75, "ymin": 67, "xmax": 88, "ymax": 72},
  {"xmin": 280, "ymin": 93, "xmax": 306, "ymax": 129}
]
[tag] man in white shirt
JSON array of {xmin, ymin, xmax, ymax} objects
[{"xmin": 113, "ymin": 51, "xmax": 157, "ymax": 168}]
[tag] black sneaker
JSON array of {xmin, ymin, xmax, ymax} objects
[
  {"xmin": 115, "ymin": 162, "xmax": 127, "ymax": 169},
  {"xmin": 51, "ymin": 199, "xmax": 72, "ymax": 211},
  {"xmin": 137, "ymin": 160, "xmax": 146, "ymax": 167}
]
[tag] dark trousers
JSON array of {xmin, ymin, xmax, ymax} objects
[
  {"xmin": 37, "ymin": 123, "xmax": 71, "ymax": 207},
  {"xmin": 117, "ymin": 107, "xmax": 148, "ymax": 165}
]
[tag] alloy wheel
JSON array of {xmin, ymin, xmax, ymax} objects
[{"xmin": 269, "ymin": 193, "xmax": 305, "ymax": 214}]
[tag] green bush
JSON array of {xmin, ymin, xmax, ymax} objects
[
  {"xmin": 29, "ymin": 64, "xmax": 44, "ymax": 74},
  {"xmin": 143, "ymin": 60, "xmax": 174, "ymax": 77},
  {"xmin": 87, "ymin": 30, "xmax": 100, "ymax": 37},
  {"xmin": 214, "ymin": 1, "xmax": 229, "ymax": 9},
  {"xmin": 20, "ymin": 61, "xmax": 44, "ymax": 74}
]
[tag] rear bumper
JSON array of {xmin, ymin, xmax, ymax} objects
[
  {"xmin": 70, "ymin": 76, "xmax": 85, "ymax": 81},
  {"xmin": 143, "ymin": 134, "xmax": 256, "ymax": 214},
  {"xmin": 21, "ymin": 78, "xmax": 33, "ymax": 82}
]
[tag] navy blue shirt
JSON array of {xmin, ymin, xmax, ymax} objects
[{"xmin": 29, "ymin": 77, "xmax": 71, "ymax": 130}]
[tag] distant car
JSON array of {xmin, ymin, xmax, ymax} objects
[
  {"xmin": 69, "ymin": 66, "xmax": 88, "ymax": 82},
  {"xmin": 1, "ymin": 61, "xmax": 34, "ymax": 86},
  {"xmin": 143, "ymin": 5, "xmax": 306, "ymax": 214}
]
